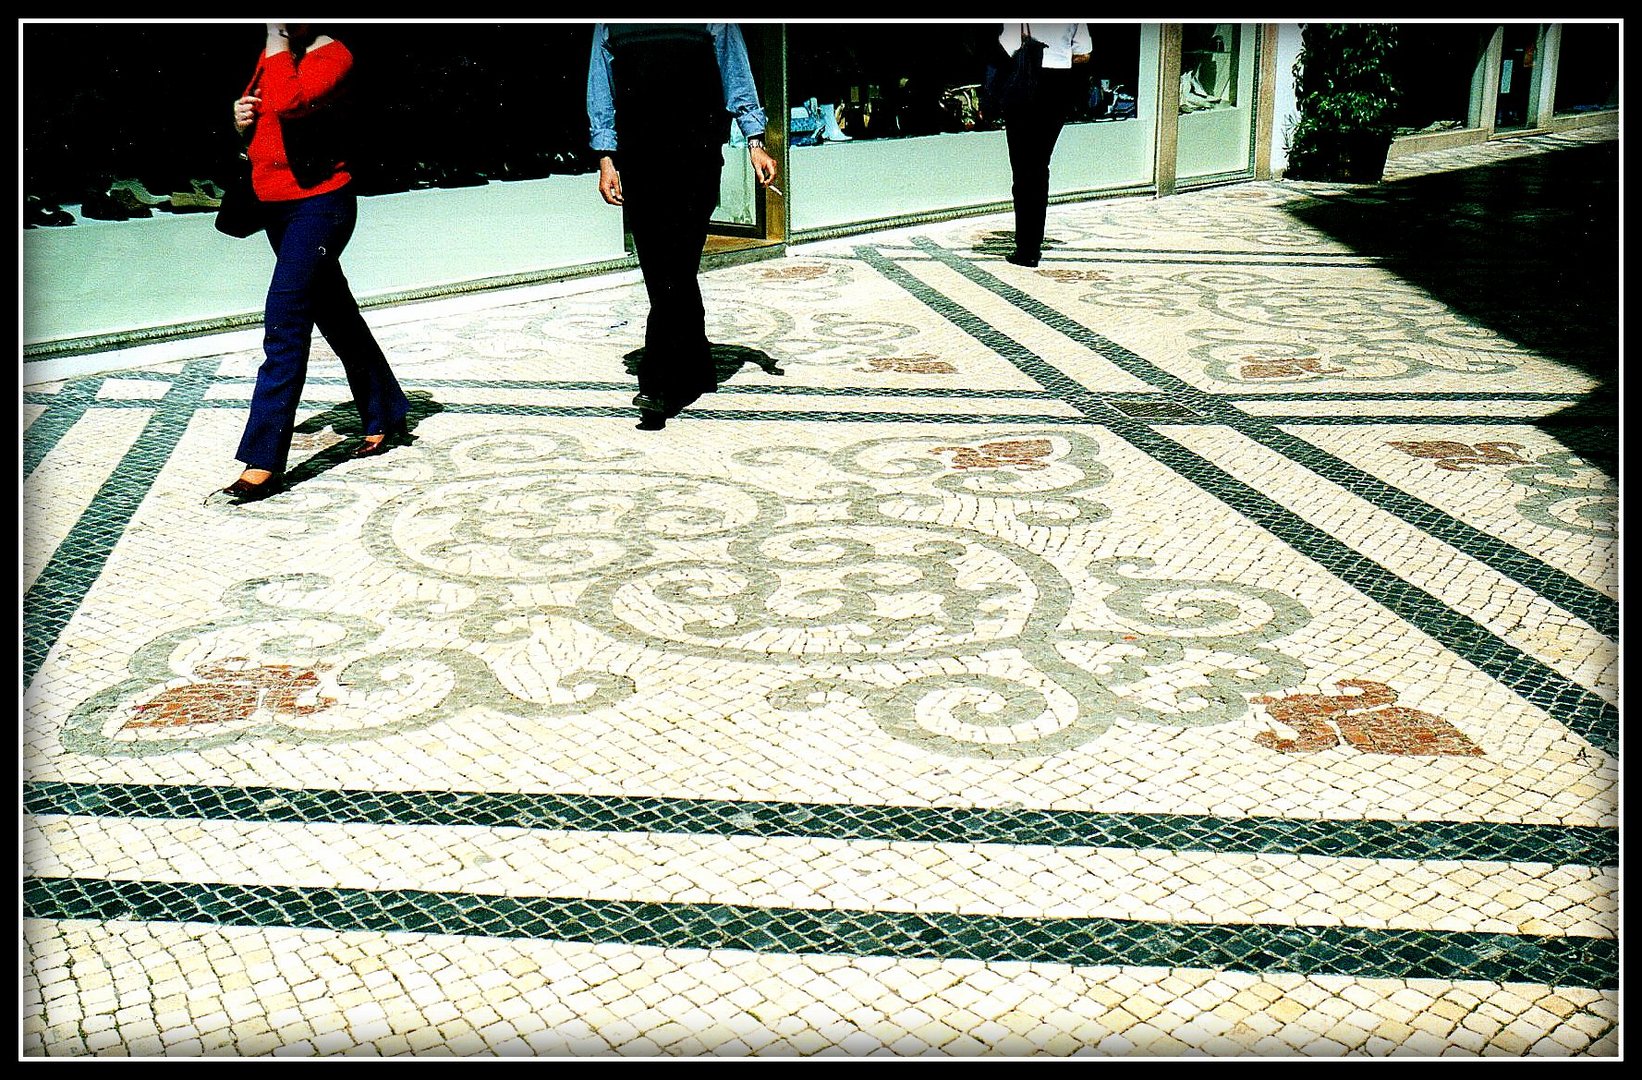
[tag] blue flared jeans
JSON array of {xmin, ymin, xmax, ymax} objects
[{"xmin": 236, "ymin": 187, "xmax": 408, "ymax": 472}]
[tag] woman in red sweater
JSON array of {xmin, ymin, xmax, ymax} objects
[{"xmin": 217, "ymin": 22, "xmax": 410, "ymax": 503}]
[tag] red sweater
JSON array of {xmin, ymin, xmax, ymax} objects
[{"xmin": 246, "ymin": 41, "xmax": 353, "ymax": 201}]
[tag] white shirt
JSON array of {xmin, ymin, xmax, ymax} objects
[{"xmin": 999, "ymin": 23, "xmax": 1092, "ymax": 70}]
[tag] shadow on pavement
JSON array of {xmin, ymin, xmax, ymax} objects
[
  {"xmin": 283, "ymin": 390, "xmax": 445, "ymax": 489},
  {"xmin": 1284, "ymin": 141, "xmax": 1618, "ymax": 477}
]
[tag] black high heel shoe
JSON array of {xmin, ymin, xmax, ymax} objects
[
  {"xmin": 211, "ymin": 472, "xmax": 283, "ymax": 504},
  {"xmin": 352, "ymin": 423, "xmax": 410, "ymax": 458}
]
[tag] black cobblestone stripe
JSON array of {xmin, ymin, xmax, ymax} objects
[
  {"xmin": 22, "ymin": 359, "xmax": 217, "ymax": 688},
  {"xmin": 23, "ymin": 875, "xmax": 1618, "ymax": 990},
  {"xmin": 861, "ymin": 244, "xmax": 1618, "ymax": 752},
  {"xmin": 905, "ymin": 236, "xmax": 1618, "ymax": 643},
  {"xmin": 23, "ymin": 783, "xmax": 1618, "ymax": 868},
  {"xmin": 22, "ymin": 377, "xmax": 104, "ymax": 480}
]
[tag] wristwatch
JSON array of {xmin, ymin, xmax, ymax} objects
[{"xmin": 746, "ymin": 136, "xmax": 766, "ymax": 151}]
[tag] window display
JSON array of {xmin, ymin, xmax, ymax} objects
[
  {"xmin": 1387, "ymin": 24, "xmax": 1487, "ymax": 136},
  {"xmin": 1553, "ymin": 22, "xmax": 1618, "ymax": 115},
  {"xmin": 1180, "ymin": 24, "xmax": 1240, "ymax": 113}
]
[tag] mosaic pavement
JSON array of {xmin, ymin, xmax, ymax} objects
[{"xmin": 22, "ymin": 125, "xmax": 1619, "ymax": 1057}]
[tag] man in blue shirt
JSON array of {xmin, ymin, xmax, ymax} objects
[{"xmin": 587, "ymin": 23, "xmax": 779, "ymax": 429}]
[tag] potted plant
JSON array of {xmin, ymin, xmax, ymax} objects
[{"xmin": 1285, "ymin": 23, "xmax": 1401, "ymax": 182}]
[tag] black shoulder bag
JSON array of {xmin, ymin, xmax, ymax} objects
[
  {"xmin": 981, "ymin": 24, "xmax": 1047, "ymax": 120},
  {"xmin": 215, "ymin": 69, "xmax": 267, "ymax": 238}
]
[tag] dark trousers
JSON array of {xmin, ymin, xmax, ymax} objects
[
  {"xmin": 1004, "ymin": 68, "xmax": 1072, "ymax": 259},
  {"xmin": 618, "ymin": 147, "xmax": 724, "ymax": 403},
  {"xmin": 237, "ymin": 187, "xmax": 408, "ymax": 472}
]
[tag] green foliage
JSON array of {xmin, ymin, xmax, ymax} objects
[{"xmin": 1287, "ymin": 23, "xmax": 1401, "ymax": 180}]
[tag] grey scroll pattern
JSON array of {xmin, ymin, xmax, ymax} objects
[{"xmin": 66, "ymin": 429, "xmax": 1313, "ymax": 759}]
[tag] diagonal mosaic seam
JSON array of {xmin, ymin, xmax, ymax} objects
[
  {"xmin": 23, "ymin": 875, "xmax": 1619, "ymax": 991},
  {"xmin": 22, "ymin": 782, "xmax": 1618, "ymax": 867},
  {"xmin": 853, "ymin": 245, "xmax": 1616, "ymax": 754},
  {"xmin": 901, "ymin": 237, "xmax": 1616, "ymax": 642}
]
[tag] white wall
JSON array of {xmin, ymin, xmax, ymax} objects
[{"xmin": 1270, "ymin": 23, "xmax": 1303, "ymax": 177}]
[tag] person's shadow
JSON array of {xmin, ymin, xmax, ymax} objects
[
  {"xmin": 282, "ymin": 390, "xmax": 444, "ymax": 489},
  {"xmin": 621, "ymin": 342, "xmax": 785, "ymax": 416}
]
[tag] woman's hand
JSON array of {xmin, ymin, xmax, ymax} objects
[
  {"xmin": 233, "ymin": 94, "xmax": 261, "ymax": 133},
  {"xmin": 597, "ymin": 156, "xmax": 623, "ymax": 206}
]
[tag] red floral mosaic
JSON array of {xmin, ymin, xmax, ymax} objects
[
  {"xmin": 124, "ymin": 658, "xmax": 334, "ymax": 730},
  {"xmin": 931, "ymin": 439, "xmax": 1054, "ymax": 471},
  {"xmin": 1252, "ymin": 680, "xmax": 1484, "ymax": 756},
  {"xmin": 857, "ymin": 353, "xmax": 958, "ymax": 374},
  {"xmin": 1387, "ymin": 440, "xmax": 1534, "ymax": 472},
  {"xmin": 1235, "ymin": 356, "xmax": 1346, "ymax": 379},
  {"xmin": 759, "ymin": 264, "xmax": 832, "ymax": 281}
]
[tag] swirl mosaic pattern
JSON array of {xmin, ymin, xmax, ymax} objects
[{"xmin": 23, "ymin": 124, "xmax": 1617, "ymax": 1056}]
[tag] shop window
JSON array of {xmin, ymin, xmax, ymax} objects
[
  {"xmin": 1180, "ymin": 24, "xmax": 1240, "ymax": 113},
  {"xmin": 1388, "ymin": 24, "xmax": 1487, "ymax": 136},
  {"xmin": 1554, "ymin": 22, "xmax": 1618, "ymax": 115},
  {"xmin": 23, "ymin": 22, "xmax": 600, "ymax": 210},
  {"xmin": 1072, "ymin": 23, "xmax": 1142, "ymax": 125},
  {"xmin": 787, "ymin": 23, "xmax": 998, "ymax": 141}
]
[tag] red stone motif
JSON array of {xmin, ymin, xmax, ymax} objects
[
  {"xmin": 1387, "ymin": 440, "xmax": 1533, "ymax": 471},
  {"xmin": 759, "ymin": 264, "xmax": 832, "ymax": 281},
  {"xmin": 124, "ymin": 657, "xmax": 334, "ymax": 729},
  {"xmin": 1252, "ymin": 680, "xmax": 1483, "ymax": 756},
  {"xmin": 1035, "ymin": 268, "xmax": 1108, "ymax": 283},
  {"xmin": 858, "ymin": 353, "xmax": 958, "ymax": 374},
  {"xmin": 1236, "ymin": 356, "xmax": 1346, "ymax": 379},
  {"xmin": 931, "ymin": 439, "xmax": 1055, "ymax": 471}
]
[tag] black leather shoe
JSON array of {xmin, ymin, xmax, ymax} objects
[
  {"xmin": 1004, "ymin": 250, "xmax": 1040, "ymax": 268},
  {"xmin": 633, "ymin": 394, "xmax": 669, "ymax": 430}
]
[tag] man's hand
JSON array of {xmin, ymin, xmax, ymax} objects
[
  {"xmin": 597, "ymin": 156, "xmax": 623, "ymax": 206},
  {"xmin": 749, "ymin": 145, "xmax": 778, "ymax": 188}
]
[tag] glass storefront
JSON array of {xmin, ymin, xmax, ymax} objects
[
  {"xmin": 1176, "ymin": 22, "xmax": 1260, "ymax": 184},
  {"xmin": 25, "ymin": 20, "xmax": 1620, "ymax": 356},
  {"xmin": 1553, "ymin": 22, "xmax": 1619, "ymax": 116},
  {"xmin": 785, "ymin": 22, "xmax": 1157, "ymax": 236},
  {"xmin": 1387, "ymin": 24, "xmax": 1489, "ymax": 136}
]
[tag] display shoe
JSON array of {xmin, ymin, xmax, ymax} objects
[
  {"xmin": 78, "ymin": 191, "xmax": 133, "ymax": 221},
  {"xmin": 169, "ymin": 180, "xmax": 223, "ymax": 211},
  {"xmin": 24, "ymin": 196, "xmax": 75, "ymax": 228},
  {"xmin": 108, "ymin": 178, "xmax": 171, "ymax": 207},
  {"xmin": 819, "ymin": 102, "xmax": 852, "ymax": 141}
]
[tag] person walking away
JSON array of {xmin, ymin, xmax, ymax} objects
[{"xmin": 997, "ymin": 23, "xmax": 1091, "ymax": 268}]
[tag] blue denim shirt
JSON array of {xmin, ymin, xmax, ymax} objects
[{"xmin": 587, "ymin": 23, "xmax": 769, "ymax": 154}]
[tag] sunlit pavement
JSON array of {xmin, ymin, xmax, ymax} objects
[{"xmin": 22, "ymin": 122, "xmax": 1617, "ymax": 1057}]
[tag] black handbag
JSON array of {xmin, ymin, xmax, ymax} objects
[
  {"xmin": 281, "ymin": 99, "xmax": 350, "ymax": 189},
  {"xmin": 216, "ymin": 68, "xmax": 267, "ymax": 238},
  {"xmin": 981, "ymin": 24, "xmax": 1047, "ymax": 119},
  {"xmin": 214, "ymin": 152, "xmax": 266, "ymax": 238}
]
